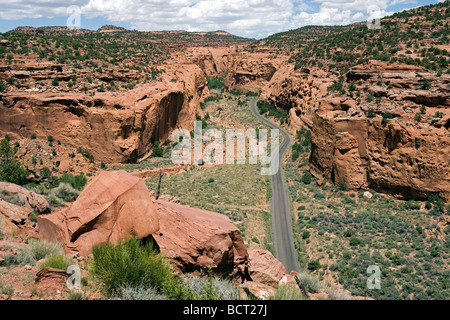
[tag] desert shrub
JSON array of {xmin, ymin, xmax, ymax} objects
[
  {"xmin": 114, "ymin": 285, "xmax": 166, "ymax": 300},
  {"xmin": 307, "ymin": 260, "xmax": 321, "ymax": 271},
  {"xmin": 313, "ymin": 192, "xmax": 325, "ymax": 200},
  {"xmin": 207, "ymin": 77, "xmax": 225, "ymax": 90},
  {"xmin": 50, "ymin": 183, "xmax": 80, "ymax": 202},
  {"xmin": 302, "ymin": 230, "xmax": 311, "ymax": 239},
  {"xmin": 337, "ymin": 181, "xmax": 349, "ymax": 191},
  {"xmin": 151, "ymin": 142, "xmax": 164, "ymax": 158},
  {"xmin": 3, "ymin": 239, "xmax": 62, "ymax": 267},
  {"xmin": 367, "ymin": 108, "xmax": 376, "ymax": 118},
  {"xmin": 38, "ymin": 254, "xmax": 74, "ymax": 271},
  {"xmin": 77, "ymin": 147, "xmax": 94, "ymax": 162},
  {"xmin": 0, "ymin": 138, "xmax": 29, "ymax": 185},
  {"xmin": 57, "ymin": 173, "xmax": 87, "ymax": 191},
  {"xmin": 180, "ymin": 274, "xmax": 240, "ymax": 300},
  {"xmin": 296, "ymin": 273, "xmax": 321, "ymax": 294},
  {"xmin": 46, "ymin": 194, "xmax": 64, "ymax": 208},
  {"xmin": 0, "ymin": 281, "xmax": 14, "ymax": 299},
  {"xmin": 272, "ymin": 284, "xmax": 306, "ymax": 300},
  {"xmin": 90, "ymin": 238, "xmax": 174, "ymax": 296},
  {"xmin": 65, "ymin": 290, "xmax": 89, "ymax": 300},
  {"xmin": 302, "ymin": 172, "xmax": 312, "ymax": 185},
  {"xmin": 27, "ymin": 239, "xmax": 64, "ymax": 261}
]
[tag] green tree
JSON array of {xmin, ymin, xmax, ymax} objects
[
  {"xmin": 0, "ymin": 138, "xmax": 29, "ymax": 185},
  {"xmin": 302, "ymin": 172, "xmax": 312, "ymax": 185},
  {"xmin": 0, "ymin": 80, "xmax": 7, "ymax": 93}
]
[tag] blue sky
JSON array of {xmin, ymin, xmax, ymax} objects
[{"xmin": 0, "ymin": 0, "xmax": 445, "ymax": 39}]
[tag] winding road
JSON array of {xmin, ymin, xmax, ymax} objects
[{"xmin": 249, "ymin": 99, "xmax": 300, "ymax": 273}]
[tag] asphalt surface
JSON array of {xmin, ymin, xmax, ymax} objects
[{"xmin": 249, "ymin": 99, "xmax": 300, "ymax": 273}]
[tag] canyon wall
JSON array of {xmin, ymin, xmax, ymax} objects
[
  {"xmin": 0, "ymin": 63, "xmax": 208, "ymax": 164},
  {"xmin": 226, "ymin": 52, "xmax": 450, "ymax": 201}
]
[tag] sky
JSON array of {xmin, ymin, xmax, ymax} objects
[{"xmin": 0, "ymin": 0, "xmax": 446, "ymax": 39}]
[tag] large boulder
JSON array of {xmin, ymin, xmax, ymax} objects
[
  {"xmin": 37, "ymin": 170, "xmax": 160, "ymax": 256},
  {"xmin": 0, "ymin": 200, "xmax": 31, "ymax": 225},
  {"xmin": 153, "ymin": 200, "xmax": 249, "ymax": 278},
  {"xmin": 248, "ymin": 249, "xmax": 286, "ymax": 287},
  {"xmin": 0, "ymin": 182, "xmax": 50, "ymax": 214}
]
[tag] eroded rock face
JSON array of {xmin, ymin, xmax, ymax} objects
[
  {"xmin": 153, "ymin": 200, "xmax": 249, "ymax": 278},
  {"xmin": 225, "ymin": 51, "xmax": 284, "ymax": 93},
  {"xmin": 37, "ymin": 170, "xmax": 159, "ymax": 256},
  {"xmin": 0, "ymin": 64, "xmax": 207, "ymax": 164},
  {"xmin": 309, "ymin": 113, "xmax": 450, "ymax": 201},
  {"xmin": 226, "ymin": 55, "xmax": 450, "ymax": 201}
]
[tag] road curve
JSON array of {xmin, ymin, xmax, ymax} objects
[{"xmin": 249, "ymin": 99, "xmax": 300, "ymax": 273}]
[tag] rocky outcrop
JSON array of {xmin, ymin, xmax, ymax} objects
[
  {"xmin": 0, "ymin": 200, "xmax": 30, "ymax": 225},
  {"xmin": 247, "ymin": 249, "xmax": 286, "ymax": 287},
  {"xmin": 153, "ymin": 200, "xmax": 249, "ymax": 278},
  {"xmin": 0, "ymin": 64, "xmax": 208, "ymax": 164},
  {"xmin": 35, "ymin": 268, "xmax": 69, "ymax": 298},
  {"xmin": 225, "ymin": 52, "xmax": 284, "ymax": 93},
  {"xmin": 309, "ymin": 113, "xmax": 450, "ymax": 201},
  {"xmin": 226, "ymin": 53, "xmax": 449, "ymax": 201},
  {"xmin": 0, "ymin": 182, "xmax": 50, "ymax": 214},
  {"xmin": 37, "ymin": 170, "xmax": 160, "ymax": 256}
]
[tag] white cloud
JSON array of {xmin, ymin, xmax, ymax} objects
[{"xmin": 0, "ymin": 0, "xmax": 438, "ymax": 38}]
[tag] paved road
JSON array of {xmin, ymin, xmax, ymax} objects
[{"xmin": 250, "ymin": 99, "xmax": 300, "ymax": 273}]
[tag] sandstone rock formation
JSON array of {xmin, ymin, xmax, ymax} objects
[
  {"xmin": 225, "ymin": 52, "xmax": 450, "ymax": 201},
  {"xmin": 0, "ymin": 200, "xmax": 30, "ymax": 225},
  {"xmin": 153, "ymin": 200, "xmax": 249, "ymax": 277},
  {"xmin": 35, "ymin": 268, "xmax": 69, "ymax": 298},
  {"xmin": 0, "ymin": 182, "xmax": 50, "ymax": 214},
  {"xmin": 247, "ymin": 249, "xmax": 286, "ymax": 287},
  {"xmin": 309, "ymin": 113, "xmax": 450, "ymax": 201},
  {"xmin": 37, "ymin": 170, "xmax": 159, "ymax": 256},
  {"xmin": 225, "ymin": 51, "xmax": 285, "ymax": 93},
  {"xmin": 240, "ymin": 281, "xmax": 276, "ymax": 300},
  {"xmin": 0, "ymin": 64, "xmax": 208, "ymax": 165}
]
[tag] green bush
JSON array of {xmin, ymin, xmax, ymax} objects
[
  {"xmin": 0, "ymin": 281, "xmax": 14, "ymax": 299},
  {"xmin": 152, "ymin": 142, "xmax": 164, "ymax": 158},
  {"xmin": 272, "ymin": 284, "xmax": 306, "ymax": 300},
  {"xmin": 302, "ymin": 172, "xmax": 312, "ymax": 185},
  {"xmin": 207, "ymin": 77, "xmax": 225, "ymax": 90},
  {"xmin": 296, "ymin": 273, "xmax": 320, "ymax": 294},
  {"xmin": 57, "ymin": 173, "xmax": 88, "ymax": 191},
  {"xmin": 50, "ymin": 183, "xmax": 80, "ymax": 202},
  {"xmin": 38, "ymin": 254, "xmax": 74, "ymax": 271},
  {"xmin": 28, "ymin": 239, "xmax": 64, "ymax": 261},
  {"xmin": 307, "ymin": 260, "xmax": 321, "ymax": 271},
  {"xmin": 3, "ymin": 239, "xmax": 63, "ymax": 267},
  {"xmin": 65, "ymin": 290, "xmax": 89, "ymax": 300},
  {"xmin": 337, "ymin": 181, "xmax": 349, "ymax": 191},
  {"xmin": 90, "ymin": 238, "xmax": 174, "ymax": 296},
  {"xmin": 0, "ymin": 80, "xmax": 7, "ymax": 93},
  {"xmin": 0, "ymin": 138, "xmax": 29, "ymax": 186}
]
